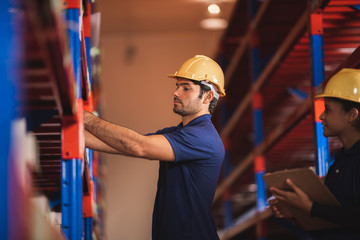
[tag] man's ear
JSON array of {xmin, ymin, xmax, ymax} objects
[{"xmin": 203, "ymin": 91, "xmax": 214, "ymax": 104}]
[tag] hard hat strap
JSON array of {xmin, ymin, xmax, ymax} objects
[{"xmin": 201, "ymin": 81, "xmax": 219, "ymax": 100}]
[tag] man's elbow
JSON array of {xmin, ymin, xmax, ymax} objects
[
  {"xmin": 130, "ymin": 146, "xmax": 160, "ymax": 161},
  {"xmin": 127, "ymin": 144, "xmax": 148, "ymax": 159}
]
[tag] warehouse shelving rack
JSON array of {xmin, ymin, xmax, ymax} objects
[
  {"xmin": 212, "ymin": 0, "xmax": 360, "ymax": 239},
  {"xmin": 0, "ymin": 1, "xmax": 17, "ymax": 239},
  {"xmin": 1, "ymin": 0, "xmax": 103, "ymax": 239}
]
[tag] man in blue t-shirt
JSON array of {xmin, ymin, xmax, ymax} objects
[{"xmin": 84, "ymin": 55, "xmax": 226, "ymax": 239}]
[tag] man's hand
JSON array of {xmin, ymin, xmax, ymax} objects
[
  {"xmin": 82, "ymin": 111, "xmax": 120, "ymax": 153},
  {"xmin": 270, "ymin": 179, "xmax": 313, "ymax": 214},
  {"xmin": 83, "ymin": 110, "xmax": 94, "ymax": 130}
]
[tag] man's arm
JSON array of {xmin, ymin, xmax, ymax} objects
[
  {"xmin": 83, "ymin": 111, "xmax": 175, "ymax": 161},
  {"xmin": 85, "ymin": 130, "xmax": 121, "ymax": 154}
]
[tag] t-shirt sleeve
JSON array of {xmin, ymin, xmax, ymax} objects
[
  {"xmin": 162, "ymin": 127, "xmax": 220, "ymax": 162},
  {"xmin": 146, "ymin": 126, "xmax": 177, "ymax": 136}
]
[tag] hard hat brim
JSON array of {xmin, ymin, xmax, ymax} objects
[
  {"xmin": 315, "ymin": 93, "xmax": 327, "ymax": 99},
  {"xmin": 167, "ymin": 73, "xmax": 226, "ymax": 97},
  {"xmin": 168, "ymin": 74, "xmax": 177, "ymax": 79},
  {"xmin": 315, "ymin": 93, "xmax": 360, "ymax": 102}
]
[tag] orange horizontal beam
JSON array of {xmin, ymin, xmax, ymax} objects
[
  {"xmin": 62, "ymin": 0, "xmax": 80, "ymax": 9},
  {"xmin": 327, "ymin": 0, "xmax": 360, "ymax": 6}
]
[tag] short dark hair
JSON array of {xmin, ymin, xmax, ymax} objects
[
  {"xmin": 329, "ymin": 97, "xmax": 360, "ymax": 130},
  {"xmin": 191, "ymin": 80, "xmax": 218, "ymax": 114}
]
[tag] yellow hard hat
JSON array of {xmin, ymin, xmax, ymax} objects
[
  {"xmin": 316, "ymin": 68, "xmax": 360, "ymax": 103},
  {"xmin": 168, "ymin": 55, "xmax": 226, "ymax": 97}
]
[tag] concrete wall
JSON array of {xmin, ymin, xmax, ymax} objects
[{"xmin": 100, "ymin": 31, "xmax": 222, "ymax": 240}]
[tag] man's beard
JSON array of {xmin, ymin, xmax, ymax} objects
[
  {"xmin": 173, "ymin": 106, "xmax": 187, "ymax": 116},
  {"xmin": 173, "ymin": 96, "xmax": 201, "ymax": 117},
  {"xmin": 173, "ymin": 103, "xmax": 199, "ymax": 117},
  {"xmin": 173, "ymin": 96, "xmax": 187, "ymax": 116}
]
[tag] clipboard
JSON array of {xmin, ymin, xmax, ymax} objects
[{"xmin": 263, "ymin": 167, "xmax": 341, "ymax": 231}]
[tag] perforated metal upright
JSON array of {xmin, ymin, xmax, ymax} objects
[
  {"xmin": 310, "ymin": 9, "xmax": 331, "ymax": 177},
  {"xmin": 249, "ymin": 0, "xmax": 267, "ymax": 238},
  {"xmin": 61, "ymin": 0, "xmax": 84, "ymax": 239},
  {"xmin": 221, "ymin": 138, "xmax": 233, "ymax": 228},
  {"xmin": 218, "ymin": 55, "xmax": 233, "ymax": 228},
  {"xmin": 82, "ymin": 1, "xmax": 95, "ymax": 239},
  {"xmin": 0, "ymin": 1, "xmax": 17, "ymax": 239}
]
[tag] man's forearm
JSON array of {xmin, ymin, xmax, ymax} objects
[
  {"xmin": 85, "ymin": 130, "xmax": 121, "ymax": 154},
  {"xmin": 83, "ymin": 111, "xmax": 175, "ymax": 161},
  {"xmin": 84, "ymin": 111, "xmax": 145, "ymax": 157}
]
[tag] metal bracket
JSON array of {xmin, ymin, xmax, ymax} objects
[{"xmin": 62, "ymin": 99, "xmax": 84, "ymax": 159}]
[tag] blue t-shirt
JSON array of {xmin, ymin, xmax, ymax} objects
[{"xmin": 151, "ymin": 114, "xmax": 225, "ymax": 240}]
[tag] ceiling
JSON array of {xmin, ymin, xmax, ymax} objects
[{"xmin": 97, "ymin": 0, "xmax": 236, "ymax": 34}]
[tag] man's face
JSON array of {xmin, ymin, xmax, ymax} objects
[{"xmin": 173, "ymin": 79, "xmax": 203, "ymax": 116}]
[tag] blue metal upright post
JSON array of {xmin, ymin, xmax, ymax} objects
[
  {"xmin": 84, "ymin": 217, "xmax": 93, "ymax": 239},
  {"xmin": 222, "ymin": 138, "xmax": 233, "ymax": 228},
  {"xmin": 310, "ymin": 10, "xmax": 331, "ymax": 177},
  {"xmin": 218, "ymin": 56, "xmax": 233, "ymax": 228},
  {"xmin": 251, "ymin": 46, "xmax": 267, "ymax": 213},
  {"xmin": 62, "ymin": 1, "xmax": 84, "ymax": 239},
  {"xmin": 249, "ymin": 0, "xmax": 267, "ymax": 239},
  {"xmin": 83, "ymin": 2, "xmax": 94, "ymax": 238},
  {"xmin": 84, "ymin": 149, "xmax": 94, "ymax": 240},
  {"xmin": 0, "ymin": 1, "xmax": 17, "ymax": 239},
  {"xmin": 64, "ymin": 0, "xmax": 82, "ymax": 97},
  {"xmin": 61, "ymin": 158, "xmax": 83, "ymax": 239}
]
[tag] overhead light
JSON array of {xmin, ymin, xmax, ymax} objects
[
  {"xmin": 200, "ymin": 17, "xmax": 228, "ymax": 30},
  {"xmin": 201, "ymin": 2, "xmax": 228, "ymax": 30},
  {"xmin": 187, "ymin": 0, "xmax": 236, "ymax": 2},
  {"xmin": 208, "ymin": 3, "xmax": 221, "ymax": 15}
]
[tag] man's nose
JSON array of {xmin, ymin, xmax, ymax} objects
[{"xmin": 173, "ymin": 89, "xmax": 180, "ymax": 97}]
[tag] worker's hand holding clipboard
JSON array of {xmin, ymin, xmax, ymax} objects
[{"xmin": 263, "ymin": 167, "xmax": 341, "ymax": 230}]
